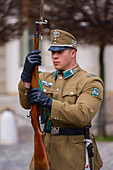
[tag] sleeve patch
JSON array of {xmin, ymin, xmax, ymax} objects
[{"xmin": 91, "ymin": 88, "xmax": 100, "ymax": 97}]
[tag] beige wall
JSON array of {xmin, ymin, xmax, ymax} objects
[
  {"xmin": 77, "ymin": 45, "xmax": 100, "ymax": 75},
  {"xmin": 0, "ymin": 46, "xmax": 6, "ymax": 94},
  {"xmin": 104, "ymin": 46, "xmax": 113, "ymax": 92},
  {"xmin": 5, "ymin": 40, "xmax": 21, "ymax": 95}
]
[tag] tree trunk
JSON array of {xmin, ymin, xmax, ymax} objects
[{"xmin": 98, "ymin": 45, "xmax": 106, "ymax": 137}]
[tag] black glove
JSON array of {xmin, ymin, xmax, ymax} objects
[
  {"xmin": 21, "ymin": 50, "xmax": 41, "ymax": 82},
  {"xmin": 28, "ymin": 88, "xmax": 52, "ymax": 111}
]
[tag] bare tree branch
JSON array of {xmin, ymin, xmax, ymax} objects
[
  {"xmin": 0, "ymin": 0, "xmax": 113, "ymax": 47},
  {"xmin": 0, "ymin": 0, "xmax": 25, "ymax": 45}
]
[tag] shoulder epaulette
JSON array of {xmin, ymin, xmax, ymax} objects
[{"xmin": 86, "ymin": 73, "xmax": 98, "ymax": 78}]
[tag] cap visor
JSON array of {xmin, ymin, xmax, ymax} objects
[{"xmin": 48, "ymin": 46, "xmax": 69, "ymax": 51}]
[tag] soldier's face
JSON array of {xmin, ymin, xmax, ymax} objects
[{"xmin": 51, "ymin": 49, "xmax": 76, "ymax": 71}]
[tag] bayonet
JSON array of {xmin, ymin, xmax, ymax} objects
[
  {"xmin": 40, "ymin": 0, "xmax": 44, "ymax": 22},
  {"xmin": 35, "ymin": 0, "xmax": 47, "ymax": 40}
]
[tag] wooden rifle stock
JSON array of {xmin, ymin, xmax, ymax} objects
[{"xmin": 31, "ymin": 22, "xmax": 50, "ymax": 170}]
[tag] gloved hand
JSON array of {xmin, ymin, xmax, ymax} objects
[
  {"xmin": 28, "ymin": 88, "xmax": 52, "ymax": 111},
  {"xmin": 21, "ymin": 50, "xmax": 41, "ymax": 82}
]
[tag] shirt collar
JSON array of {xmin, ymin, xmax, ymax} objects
[{"xmin": 54, "ymin": 64, "xmax": 79, "ymax": 79}]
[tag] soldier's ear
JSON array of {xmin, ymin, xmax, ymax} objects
[{"xmin": 71, "ymin": 49, "xmax": 76, "ymax": 58}]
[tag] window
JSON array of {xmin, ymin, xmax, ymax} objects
[{"xmin": 20, "ymin": 29, "xmax": 42, "ymax": 66}]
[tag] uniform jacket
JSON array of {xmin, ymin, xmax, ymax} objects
[{"xmin": 18, "ymin": 64, "xmax": 103, "ymax": 170}]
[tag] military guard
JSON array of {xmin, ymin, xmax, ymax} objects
[{"xmin": 18, "ymin": 29, "xmax": 103, "ymax": 170}]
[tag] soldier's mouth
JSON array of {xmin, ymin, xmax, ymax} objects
[{"xmin": 53, "ymin": 61, "xmax": 59, "ymax": 65}]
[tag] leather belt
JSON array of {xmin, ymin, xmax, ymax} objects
[{"xmin": 43, "ymin": 126, "xmax": 85, "ymax": 135}]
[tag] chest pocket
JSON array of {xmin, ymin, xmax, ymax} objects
[{"xmin": 62, "ymin": 88, "xmax": 77, "ymax": 104}]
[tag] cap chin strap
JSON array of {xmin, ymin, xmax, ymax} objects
[{"xmin": 50, "ymin": 44, "xmax": 73, "ymax": 47}]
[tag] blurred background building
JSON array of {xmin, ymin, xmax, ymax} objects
[{"xmin": 0, "ymin": 0, "xmax": 113, "ymax": 137}]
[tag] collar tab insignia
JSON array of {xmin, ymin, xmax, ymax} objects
[
  {"xmin": 64, "ymin": 69, "xmax": 74, "ymax": 79},
  {"xmin": 54, "ymin": 68, "xmax": 77, "ymax": 79},
  {"xmin": 54, "ymin": 70, "xmax": 58, "ymax": 79}
]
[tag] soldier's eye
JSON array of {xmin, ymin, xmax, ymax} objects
[
  {"xmin": 52, "ymin": 51, "xmax": 55, "ymax": 55},
  {"xmin": 58, "ymin": 51, "xmax": 64, "ymax": 54}
]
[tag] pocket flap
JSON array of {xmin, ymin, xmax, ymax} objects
[{"xmin": 63, "ymin": 87, "xmax": 77, "ymax": 97}]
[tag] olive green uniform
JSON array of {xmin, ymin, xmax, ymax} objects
[{"xmin": 18, "ymin": 64, "xmax": 103, "ymax": 170}]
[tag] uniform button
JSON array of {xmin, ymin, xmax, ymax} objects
[
  {"xmin": 25, "ymin": 90, "xmax": 28, "ymax": 96},
  {"xmin": 43, "ymin": 89, "xmax": 47, "ymax": 92},
  {"xmin": 56, "ymin": 88, "xmax": 59, "ymax": 92},
  {"xmin": 59, "ymin": 76, "xmax": 62, "ymax": 79},
  {"xmin": 55, "ymin": 117, "xmax": 59, "ymax": 120},
  {"xmin": 70, "ymin": 91, "xmax": 74, "ymax": 95}
]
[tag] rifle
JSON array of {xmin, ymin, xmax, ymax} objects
[{"xmin": 30, "ymin": 0, "xmax": 50, "ymax": 169}]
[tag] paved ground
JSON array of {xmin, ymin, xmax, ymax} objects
[
  {"xmin": 98, "ymin": 142, "xmax": 113, "ymax": 169},
  {"xmin": 0, "ymin": 140, "xmax": 33, "ymax": 170},
  {"xmin": 0, "ymin": 95, "xmax": 113, "ymax": 170}
]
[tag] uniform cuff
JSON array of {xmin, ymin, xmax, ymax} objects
[
  {"xmin": 18, "ymin": 80, "xmax": 30, "ymax": 95},
  {"xmin": 51, "ymin": 99, "xmax": 62, "ymax": 119}
]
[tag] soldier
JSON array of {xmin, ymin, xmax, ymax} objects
[{"xmin": 18, "ymin": 29, "xmax": 103, "ymax": 170}]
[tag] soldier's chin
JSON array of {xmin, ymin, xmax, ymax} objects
[
  {"xmin": 54, "ymin": 65, "xmax": 63, "ymax": 71},
  {"xmin": 54, "ymin": 65, "xmax": 59, "ymax": 69}
]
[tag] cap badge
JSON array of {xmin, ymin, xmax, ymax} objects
[
  {"xmin": 72, "ymin": 40, "xmax": 76, "ymax": 47},
  {"xmin": 53, "ymin": 31, "xmax": 60, "ymax": 38}
]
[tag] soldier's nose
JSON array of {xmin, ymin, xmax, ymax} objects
[{"xmin": 53, "ymin": 52, "xmax": 59, "ymax": 59}]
